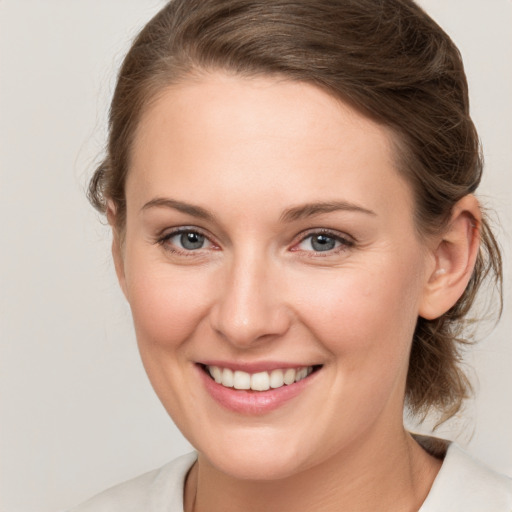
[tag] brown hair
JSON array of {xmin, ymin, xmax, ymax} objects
[{"xmin": 89, "ymin": 0, "xmax": 502, "ymax": 422}]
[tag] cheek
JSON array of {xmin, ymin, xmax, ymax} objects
[
  {"xmin": 288, "ymin": 257, "xmax": 423, "ymax": 365},
  {"xmin": 124, "ymin": 252, "xmax": 212, "ymax": 351}
]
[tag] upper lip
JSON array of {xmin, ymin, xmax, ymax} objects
[{"xmin": 198, "ymin": 360, "xmax": 321, "ymax": 373}]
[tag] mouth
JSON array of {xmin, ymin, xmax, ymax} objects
[
  {"xmin": 199, "ymin": 364, "xmax": 322, "ymax": 392},
  {"xmin": 197, "ymin": 362, "xmax": 323, "ymax": 414}
]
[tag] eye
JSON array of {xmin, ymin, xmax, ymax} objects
[
  {"xmin": 300, "ymin": 234, "xmax": 338, "ymax": 252},
  {"xmin": 159, "ymin": 228, "xmax": 213, "ymax": 253},
  {"xmin": 175, "ymin": 231, "xmax": 207, "ymax": 250},
  {"xmin": 293, "ymin": 230, "xmax": 353, "ymax": 254}
]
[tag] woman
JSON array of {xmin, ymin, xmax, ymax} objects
[{"xmin": 72, "ymin": 0, "xmax": 511, "ymax": 510}]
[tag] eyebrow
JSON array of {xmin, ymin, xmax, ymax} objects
[
  {"xmin": 279, "ymin": 201, "xmax": 377, "ymax": 223},
  {"xmin": 141, "ymin": 197, "xmax": 217, "ymax": 222},
  {"xmin": 141, "ymin": 197, "xmax": 376, "ymax": 223}
]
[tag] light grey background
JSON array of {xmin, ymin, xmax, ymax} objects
[{"xmin": 0, "ymin": 1, "xmax": 510, "ymax": 511}]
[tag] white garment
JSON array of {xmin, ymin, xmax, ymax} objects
[{"xmin": 70, "ymin": 443, "xmax": 512, "ymax": 512}]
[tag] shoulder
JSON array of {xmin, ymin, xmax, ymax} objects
[
  {"xmin": 68, "ymin": 452, "xmax": 197, "ymax": 512},
  {"xmin": 420, "ymin": 442, "xmax": 512, "ymax": 512}
]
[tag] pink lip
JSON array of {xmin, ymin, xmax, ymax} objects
[
  {"xmin": 199, "ymin": 360, "xmax": 313, "ymax": 373},
  {"xmin": 196, "ymin": 364, "xmax": 320, "ymax": 415}
]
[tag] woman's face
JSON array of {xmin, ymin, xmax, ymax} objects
[{"xmin": 117, "ymin": 73, "xmax": 435, "ymax": 480}]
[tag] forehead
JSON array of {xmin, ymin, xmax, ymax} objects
[{"xmin": 128, "ymin": 72, "xmax": 413, "ymax": 218}]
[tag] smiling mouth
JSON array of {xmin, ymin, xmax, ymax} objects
[{"xmin": 200, "ymin": 364, "xmax": 322, "ymax": 392}]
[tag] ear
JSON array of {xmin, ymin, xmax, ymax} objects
[
  {"xmin": 419, "ymin": 195, "xmax": 481, "ymax": 320},
  {"xmin": 107, "ymin": 201, "xmax": 128, "ymax": 300}
]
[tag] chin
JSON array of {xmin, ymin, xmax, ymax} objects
[
  {"xmin": 196, "ymin": 429, "xmax": 317, "ymax": 481},
  {"xmin": 205, "ymin": 451, "xmax": 304, "ymax": 481}
]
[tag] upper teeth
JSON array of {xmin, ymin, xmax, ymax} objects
[{"xmin": 207, "ymin": 366, "xmax": 314, "ymax": 391}]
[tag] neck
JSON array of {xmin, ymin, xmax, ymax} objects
[{"xmin": 185, "ymin": 429, "xmax": 442, "ymax": 512}]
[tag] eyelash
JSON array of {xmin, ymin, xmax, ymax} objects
[
  {"xmin": 156, "ymin": 227, "xmax": 216, "ymax": 257},
  {"xmin": 155, "ymin": 227, "xmax": 355, "ymax": 257},
  {"xmin": 291, "ymin": 229, "xmax": 355, "ymax": 257}
]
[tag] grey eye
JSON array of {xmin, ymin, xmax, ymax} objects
[
  {"xmin": 297, "ymin": 233, "xmax": 344, "ymax": 253},
  {"xmin": 179, "ymin": 231, "xmax": 206, "ymax": 250},
  {"xmin": 310, "ymin": 234, "xmax": 336, "ymax": 251}
]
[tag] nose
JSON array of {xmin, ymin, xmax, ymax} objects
[{"xmin": 209, "ymin": 252, "xmax": 291, "ymax": 349}]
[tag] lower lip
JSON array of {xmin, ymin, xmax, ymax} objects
[{"xmin": 197, "ymin": 365, "xmax": 320, "ymax": 415}]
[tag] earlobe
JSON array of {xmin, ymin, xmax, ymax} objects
[
  {"xmin": 419, "ymin": 195, "xmax": 481, "ymax": 320},
  {"xmin": 107, "ymin": 201, "xmax": 128, "ymax": 300}
]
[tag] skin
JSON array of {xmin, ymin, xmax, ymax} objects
[{"xmin": 110, "ymin": 72, "xmax": 481, "ymax": 511}]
